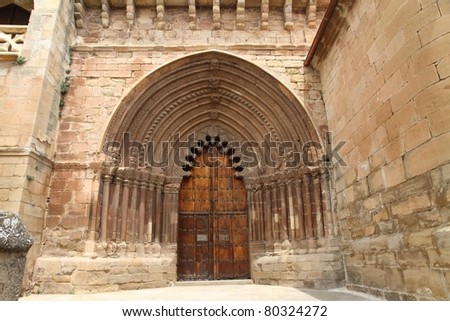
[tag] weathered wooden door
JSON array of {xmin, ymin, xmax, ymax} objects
[{"xmin": 177, "ymin": 146, "xmax": 249, "ymax": 280}]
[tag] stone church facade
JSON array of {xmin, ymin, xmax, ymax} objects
[{"xmin": 0, "ymin": 0, "xmax": 449, "ymax": 300}]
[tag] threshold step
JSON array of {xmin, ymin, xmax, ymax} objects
[{"xmin": 176, "ymin": 279, "xmax": 254, "ymax": 287}]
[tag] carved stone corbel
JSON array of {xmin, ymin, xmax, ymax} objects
[
  {"xmin": 284, "ymin": 0, "xmax": 294, "ymax": 30},
  {"xmin": 261, "ymin": 0, "xmax": 269, "ymax": 30},
  {"xmin": 213, "ymin": 0, "xmax": 221, "ymax": 30},
  {"xmin": 156, "ymin": 0, "xmax": 165, "ymax": 30},
  {"xmin": 74, "ymin": 0, "xmax": 86, "ymax": 29},
  {"xmin": 307, "ymin": 0, "xmax": 317, "ymax": 29},
  {"xmin": 101, "ymin": 0, "xmax": 110, "ymax": 28},
  {"xmin": 189, "ymin": 0, "xmax": 196, "ymax": 30},
  {"xmin": 236, "ymin": 0, "xmax": 245, "ymax": 30},
  {"xmin": 126, "ymin": 0, "xmax": 135, "ymax": 28}
]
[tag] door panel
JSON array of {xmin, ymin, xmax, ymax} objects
[{"xmin": 177, "ymin": 147, "xmax": 249, "ymax": 281}]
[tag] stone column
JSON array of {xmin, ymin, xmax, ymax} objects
[
  {"xmin": 246, "ymin": 186, "xmax": 255, "ymax": 241},
  {"xmin": 120, "ymin": 179, "xmax": 130, "ymax": 242},
  {"xmin": 110, "ymin": 177, "xmax": 122, "ymax": 241},
  {"xmin": 146, "ymin": 182, "xmax": 155, "ymax": 242},
  {"xmin": 163, "ymin": 183, "xmax": 180, "ymax": 243},
  {"xmin": 313, "ymin": 170, "xmax": 324, "ymax": 238},
  {"xmin": 154, "ymin": 182, "xmax": 163, "ymax": 243},
  {"xmin": 100, "ymin": 175, "xmax": 111, "ymax": 242},
  {"xmin": 170, "ymin": 190, "xmax": 179, "ymax": 243},
  {"xmin": 302, "ymin": 173, "xmax": 314, "ymax": 239},
  {"xmin": 256, "ymin": 185, "xmax": 265, "ymax": 241},
  {"xmin": 286, "ymin": 176, "xmax": 296, "ymax": 241},
  {"xmin": 138, "ymin": 179, "xmax": 147, "ymax": 242},
  {"xmin": 278, "ymin": 179, "xmax": 289, "ymax": 240},
  {"xmin": 271, "ymin": 180, "xmax": 280, "ymax": 240},
  {"xmin": 294, "ymin": 177, "xmax": 305, "ymax": 240},
  {"xmin": 128, "ymin": 180, "xmax": 139, "ymax": 242},
  {"xmin": 262, "ymin": 180, "xmax": 273, "ymax": 241}
]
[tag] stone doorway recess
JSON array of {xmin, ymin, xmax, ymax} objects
[{"xmin": 177, "ymin": 141, "xmax": 250, "ymax": 280}]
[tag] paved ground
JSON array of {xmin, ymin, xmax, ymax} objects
[{"xmin": 21, "ymin": 281, "xmax": 379, "ymax": 301}]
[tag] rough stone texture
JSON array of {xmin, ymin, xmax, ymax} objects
[
  {"xmin": 31, "ymin": 247, "xmax": 176, "ymax": 295},
  {"xmin": 0, "ymin": 212, "xmax": 33, "ymax": 301},
  {"xmin": 250, "ymin": 239, "xmax": 344, "ymax": 289},
  {"xmin": 7, "ymin": 0, "xmax": 450, "ymax": 301},
  {"xmin": 0, "ymin": 0, "xmax": 76, "ymax": 292},
  {"xmin": 0, "ymin": 211, "xmax": 33, "ymax": 251},
  {"xmin": 41, "ymin": 5, "xmax": 328, "ymax": 258},
  {"xmin": 313, "ymin": 0, "xmax": 450, "ymax": 300},
  {"xmin": 32, "ymin": 2, "xmax": 334, "ymax": 291}
]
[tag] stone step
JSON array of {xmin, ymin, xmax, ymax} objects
[{"xmin": 175, "ymin": 279, "xmax": 254, "ymax": 287}]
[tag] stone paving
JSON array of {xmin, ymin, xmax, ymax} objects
[{"xmin": 20, "ymin": 281, "xmax": 378, "ymax": 301}]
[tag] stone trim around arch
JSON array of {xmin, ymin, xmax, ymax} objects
[
  {"xmin": 100, "ymin": 50, "xmax": 324, "ymax": 156},
  {"xmin": 32, "ymin": 50, "xmax": 343, "ymax": 294}
]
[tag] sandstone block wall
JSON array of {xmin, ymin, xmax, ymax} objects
[
  {"xmin": 43, "ymin": 45, "xmax": 325, "ymax": 255},
  {"xmin": 250, "ymin": 240, "xmax": 344, "ymax": 289},
  {"xmin": 32, "ymin": 244, "xmax": 176, "ymax": 294},
  {"xmin": 0, "ymin": 212, "xmax": 33, "ymax": 300},
  {"xmin": 314, "ymin": 0, "xmax": 450, "ymax": 300},
  {"xmin": 32, "ymin": 5, "xmax": 337, "ymax": 293},
  {"xmin": 0, "ymin": 0, "xmax": 75, "ymax": 290},
  {"xmin": 45, "ymin": 45, "xmax": 327, "ymax": 254}
]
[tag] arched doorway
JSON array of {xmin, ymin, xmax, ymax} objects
[
  {"xmin": 94, "ymin": 51, "xmax": 339, "ymax": 288},
  {"xmin": 177, "ymin": 138, "xmax": 249, "ymax": 280}
]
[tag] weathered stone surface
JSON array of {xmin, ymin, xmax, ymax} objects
[
  {"xmin": 31, "ymin": 255, "xmax": 177, "ymax": 294},
  {"xmin": 0, "ymin": 212, "xmax": 33, "ymax": 251},
  {"xmin": 432, "ymin": 224, "xmax": 450, "ymax": 248},
  {"xmin": 314, "ymin": 0, "xmax": 450, "ymax": 301},
  {"xmin": 252, "ymin": 247, "xmax": 344, "ymax": 289},
  {"xmin": 71, "ymin": 271, "xmax": 109, "ymax": 286},
  {"xmin": 385, "ymin": 268, "xmax": 405, "ymax": 292},
  {"xmin": 0, "ymin": 212, "xmax": 33, "ymax": 301},
  {"xmin": 2, "ymin": 0, "xmax": 449, "ymax": 302},
  {"xmin": 404, "ymin": 269, "xmax": 448, "ymax": 300}
]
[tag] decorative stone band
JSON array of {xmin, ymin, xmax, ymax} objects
[
  {"xmin": 73, "ymin": 0, "xmax": 328, "ymax": 31},
  {"xmin": 0, "ymin": 211, "xmax": 33, "ymax": 301}
]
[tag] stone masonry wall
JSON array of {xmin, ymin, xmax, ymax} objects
[
  {"xmin": 250, "ymin": 240, "xmax": 344, "ymax": 289},
  {"xmin": 315, "ymin": 0, "xmax": 450, "ymax": 300},
  {"xmin": 30, "ymin": 6, "xmax": 336, "ymax": 294},
  {"xmin": 32, "ymin": 244, "xmax": 176, "ymax": 295},
  {"xmin": 41, "ymin": 46, "xmax": 327, "ymax": 287},
  {"xmin": 0, "ymin": 0, "xmax": 76, "ymax": 291},
  {"xmin": 44, "ymin": 4, "xmax": 327, "ymax": 254},
  {"xmin": 77, "ymin": 7, "xmax": 321, "ymax": 46}
]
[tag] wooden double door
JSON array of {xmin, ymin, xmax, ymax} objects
[{"xmin": 177, "ymin": 147, "xmax": 250, "ymax": 280}]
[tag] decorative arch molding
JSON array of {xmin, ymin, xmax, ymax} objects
[
  {"xmin": 102, "ymin": 50, "xmax": 322, "ymax": 158},
  {"xmin": 89, "ymin": 50, "xmax": 337, "ymax": 263}
]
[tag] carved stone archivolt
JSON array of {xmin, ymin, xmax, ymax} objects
[
  {"xmin": 104, "ymin": 52, "xmax": 320, "ymax": 157},
  {"xmin": 94, "ymin": 51, "xmax": 329, "ymax": 254}
]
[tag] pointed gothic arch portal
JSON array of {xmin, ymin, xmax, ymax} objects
[{"xmin": 177, "ymin": 137, "xmax": 249, "ymax": 281}]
